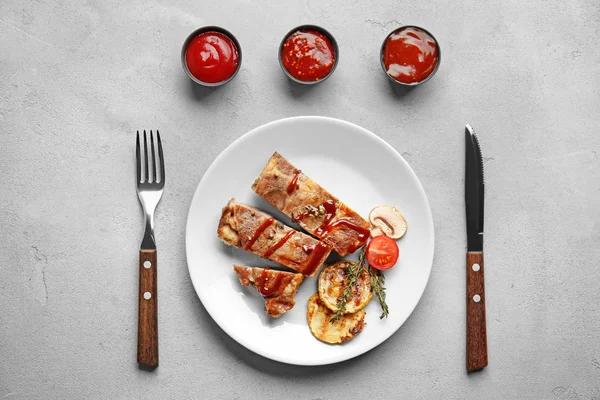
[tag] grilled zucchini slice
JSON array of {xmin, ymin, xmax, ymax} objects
[
  {"xmin": 307, "ymin": 293, "xmax": 366, "ymax": 344},
  {"xmin": 318, "ymin": 260, "xmax": 372, "ymax": 314}
]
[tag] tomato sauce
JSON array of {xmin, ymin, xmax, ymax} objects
[
  {"xmin": 281, "ymin": 30, "xmax": 335, "ymax": 81},
  {"xmin": 185, "ymin": 31, "xmax": 239, "ymax": 83},
  {"xmin": 382, "ymin": 27, "xmax": 438, "ymax": 84}
]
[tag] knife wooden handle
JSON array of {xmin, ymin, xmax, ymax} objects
[
  {"xmin": 138, "ymin": 249, "xmax": 158, "ymax": 369},
  {"xmin": 466, "ymin": 251, "xmax": 487, "ymax": 371}
]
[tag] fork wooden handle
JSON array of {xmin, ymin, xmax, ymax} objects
[
  {"xmin": 466, "ymin": 251, "xmax": 487, "ymax": 371},
  {"xmin": 138, "ymin": 249, "xmax": 158, "ymax": 368}
]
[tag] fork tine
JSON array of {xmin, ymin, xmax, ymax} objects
[
  {"xmin": 143, "ymin": 130, "xmax": 149, "ymax": 183},
  {"xmin": 136, "ymin": 131, "xmax": 141, "ymax": 183},
  {"xmin": 157, "ymin": 130, "xmax": 165, "ymax": 184},
  {"xmin": 150, "ymin": 130, "xmax": 157, "ymax": 183}
]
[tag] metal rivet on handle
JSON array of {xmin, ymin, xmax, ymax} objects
[
  {"xmin": 473, "ymin": 294, "xmax": 481, "ymax": 302},
  {"xmin": 472, "ymin": 263, "xmax": 480, "ymax": 272},
  {"xmin": 143, "ymin": 261, "xmax": 151, "ymax": 269},
  {"xmin": 144, "ymin": 292, "xmax": 152, "ymax": 300}
]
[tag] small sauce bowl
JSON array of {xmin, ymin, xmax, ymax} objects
[
  {"xmin": 279, "ymin": 25, "xmax": 339, "ymax": 85},
  {"xmin": 181, "ymin": 26, "xmax": 242, "ymax": 87},
  {"xmin": 380, "ymin": 25, "xmax": 441, "ymax": 87}
]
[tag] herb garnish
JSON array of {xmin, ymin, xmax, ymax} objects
[
  {"xmin": 292, "ymin": 205, "xmax": 322, "ymax": 222},
  {"xmin": 330, "ymin": 250, "xmax": 366, "ymax": 323},
  {"xmin": 368, "ymin": 267, "xmax": 389, "ymax": 319},
  {"xmin": 329, "ymin": 248, "xmax": 389, "ymax": 323}
]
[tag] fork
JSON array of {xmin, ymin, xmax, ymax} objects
[{"xmin": 135, "ymin": 130, "xmax": 165, "ymax": 369}]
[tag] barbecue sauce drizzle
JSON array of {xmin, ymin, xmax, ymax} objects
[
  {"xmin": 314, "ymin": 200, "xmax": 337, "ymax": 237},
  {"xmin": 286, "ymin": 170, "xmax": 301, "ymax": 194},
  {"xmin": 263, "ymin": 230, "xmax": 296, "ymax": 258},
  {"xmin": 256, "ymin": 268, "xmax": 284, "ymax": 296},
  {"xmin": 244, "ymin": 218, "xmax": 274, "ymax": 250},
  {"xmin": 324, "ymin": 220, "xmax": 370, "ymax": 253},
  {"xmin": 295, "ymin": 200, "xmax": 369, "ymax": 251},
  {"xmin": 302, "ymin": 242, "xmax": 331, "ymax": 276}
]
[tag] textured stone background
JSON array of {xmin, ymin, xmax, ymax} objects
[{"xmin": 1, "ymin": 0, "xmax": 599, "ymax": 399}]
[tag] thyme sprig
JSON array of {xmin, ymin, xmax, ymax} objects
[
  {"xmin": 329, "ymin": 249, "xmax": 390, "ymax": 323},
  {"xmin": 329, "ymin": 250, "xmax": 365, "ymax": 323},
  {"xmin": 368, "ymin": 266, "xmax": 389, "ymax": 319}
]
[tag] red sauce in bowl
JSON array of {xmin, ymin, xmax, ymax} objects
[
  {"xmin": 382, "ymin": 27, "xmax": 439, "ymax": 84},
  {"xmin": 185, "ymin": 31, "xmax": 239, "ymax": 84},
  {"xmin": 281, "ymin": 30, "xmax": 336, "ymax": 82}
]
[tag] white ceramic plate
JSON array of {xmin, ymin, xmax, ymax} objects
[{"xmin": 186, "ymin": 116, "xmax": 434, "ymax": 366}]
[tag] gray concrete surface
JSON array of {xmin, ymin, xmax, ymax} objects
[{"xmin": 1, "ymin": 0, "xmax": 599, "ymax": 398}]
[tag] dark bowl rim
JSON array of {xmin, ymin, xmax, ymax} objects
[
  {"xmin": 379, "ymin": 25, "xmax": 441, "ymax": 87},
  {"xmin": 181, "ymin": 26, "xmax": 242, "ymax": 87},
  {"xmin": 278, "ymin": 24, "xmax": 339, "ymax": 85}
]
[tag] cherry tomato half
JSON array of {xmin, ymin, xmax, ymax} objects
[{"xmin": 366, "ymin": 236, "xmax": 399, "ymax": 270}]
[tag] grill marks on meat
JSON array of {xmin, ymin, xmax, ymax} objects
[
  {"xmin": 218, "ymin": 198, "xmax": 331, "ymax": 276},
  {"xmin": 251, "ymin": 152, "xmax": 370, "ymax": 256},
  {"xmin": 234, "ymin": 265, "xmax": 304, "ymax": 318}
]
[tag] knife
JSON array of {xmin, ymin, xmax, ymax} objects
[{"xmin": 465, "ymin": 124, "xmax": 488, "ymax": 371}]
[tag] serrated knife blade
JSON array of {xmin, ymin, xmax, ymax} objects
[{"xmin": 465, "ymin": 124, "xmax": 484, "ymax": 251}]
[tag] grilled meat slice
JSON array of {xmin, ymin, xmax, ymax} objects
[
  {"xmin": 251, "ymin": 152, "xmax": 370, "ymax": 256},
  {"xmin": 218, "ymin": 198, "xmax": 331, "ymax": 276},
  {"xmin": 234, "ymin": 265, "xmax": 304, "ymax": 318}
]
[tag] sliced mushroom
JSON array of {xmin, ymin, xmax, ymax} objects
[{"xmin": 369, "ymin": 205, "xmax": 407, "ymax": 239}]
